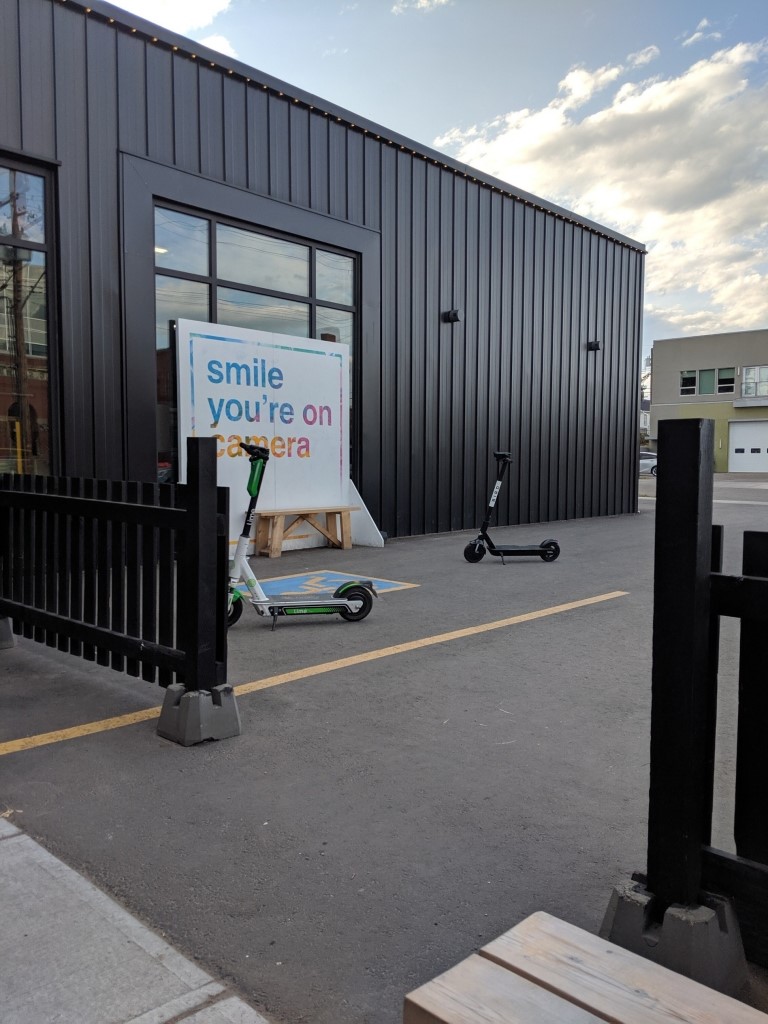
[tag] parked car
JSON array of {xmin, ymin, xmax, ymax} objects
[{"xmin": 639, "ymin": 450, "xmax": 657, "ymax": 476}]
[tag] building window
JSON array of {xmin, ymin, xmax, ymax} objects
[
  {"xmin": 717, "ymin": 367, "xmax": 735, "ymax": 394},
  {"xmin": 679, "ymin": 367, "xmax": 737, "ymax": 397},
  {"xmin": 154, "ymin": 205, "xmax": 357, "ymax": 478},
  {"xmin": 0, "ymin": 162, "xmax": 51, "ymax": 474},
  {"xmin": 743, "ymin": 366, "xmax": 768, "ymax": 398}
]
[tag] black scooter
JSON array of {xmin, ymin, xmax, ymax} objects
[{"xmin": 463, "ymin": 450, "xmax": 560, "ymax": 564}]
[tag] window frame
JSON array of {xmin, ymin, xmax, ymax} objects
[{"xmin": 0, "ymin": 154, "xmax": 58, "ymax": 474}]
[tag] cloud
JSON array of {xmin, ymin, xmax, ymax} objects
[
  {"xmin": 109, "ymin": 1, "xmax": 231, "ymax": 34},
  {"xmin": 198, "ymin": 34, "xmax": 237, "ymax": 58},
  {"xmin": 433, "ymin": 41, "xmax": 768, "ymax": 340},
  {"xmin": 628, "ymin": 45, "xmax": 660, "ymax": 67},
  {"xmin": 682, "ymin": 17, "xmax": 722, "ymax": 47},
  {"xmin": 391, "ymin": 0, "xmax": 450, "ymax": 14}
]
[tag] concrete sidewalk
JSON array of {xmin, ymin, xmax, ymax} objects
[{"xmin": 0, "ymin": 817, "xmax": 270, "ymax": 1024}]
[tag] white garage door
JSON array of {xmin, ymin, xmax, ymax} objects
[{"xmin": 729, "ymin": 421, "xmax": 768, "ymax": 472}]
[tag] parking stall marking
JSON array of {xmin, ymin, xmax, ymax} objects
[{"xmin": 0, "ymin": 590, "xmax": 628, "ymax": 757}]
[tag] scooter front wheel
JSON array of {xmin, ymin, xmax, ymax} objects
[
  {"xmin": 337, "ymin": 585, "xmax": 373, "ymax": 622},
  {"xmin": 226, "ymin": 593, "xmax": 244, "ymax": 628},
  {"xmin": 463, "ymin": 541, "xmax": 486, "ymax": 563},
  {"xmin": 539, "ymin": 540, "xmax": 560, "ymax": 562}
]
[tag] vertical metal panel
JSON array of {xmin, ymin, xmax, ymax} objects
[
  {"xmin": 268, "ymin": 94, "xmax": 290, "ymax": 202},
  {"xmin": 87, "ymin": 18, "xmax": 123, "ymax": 477},
  {"xmin": 199, "ymin": 66, "xmax": 224, "ymax": 181},
  {"xmin": 423, "ymin": 162, "xmax": 440, "ymax": 535},
  {"xmin": 437, "ymin": 170, "xmax": 454, "ymax": 534},
  {"xmin": 52, "ymin": 1, "xmax": 93, "ymax": 475},
  {"xmin": 172, "ymin": 56, "xmax": 200, "ymax": 172},
  {"xmin": 346, "ymin": 129, "xmax": 364, "ymax": 226},
  {"xmin": 19, "ymin": 0, "xmax": 56, "ymax": 156},
  {"xmin": 117, "ymin": 31, "xmax": 147, "ymax": 155},
  {"xmin": 0, "ymin": 0, "xmax": 22, "ymax": 151},
  {"xmin": 449, "ymin": 177, "xmax": 466, "ymax": 530},
  {"xmin": 328, "ymin": 121, "xmax": 347, "ymax": 220},
  {"xmin": 289, "ymin": 103, "xmax": 309, "ymax": 207},
  {"xmin": 308, "ymin": 110, "xmax": 329, "ymax": 214},
  {"xmin": 378, "ymin": 143, "xmax": 397, "ymax": 533},
  {"xmin": 394, "ymin": 151, "xmax": 412, "ymax": 536},
  {"xmin": 409, "ymin": 157, "xmax": 426, "ymax": 535},
  {"xmin": 363, "ymin": 135, "xmax": 380, "ymax": 231},
  {"xmin": 223, "ymin": 76, "xmax": 247, "ymax": 188},
  {"xmin": 246, "ymin": 87, "xmax": 269, "ymax": 195},
  {"xmin": 146, "ymin": 44, "xmax": 173, "ymax": 164}
]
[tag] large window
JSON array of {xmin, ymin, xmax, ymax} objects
[
  {"xmin": 743, "ymin": 366, "xmax": 768, "ymax": 398},
  {"xmin": 0, "ymin": 163, "xmax": 51, "ymax": 474},
  {"xmin": 679, "ymin": 367, "xmax": 735, "ymax": 397},
  {"xmin": 154, "ymin": 205, "xmax": 356, "ymax": 478}
]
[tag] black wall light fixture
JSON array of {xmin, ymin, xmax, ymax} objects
[
  {"xmin": 587, "ymin": 339, "xmax": 602, "ymax": 351},
  {"xmin": 442, "ymin": 309, "xmax": 462, "ymax": 323}
]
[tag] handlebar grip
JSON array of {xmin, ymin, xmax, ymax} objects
[{"xmin": 239, "ymin": 442, "xmax": 271, "ymax": 459}]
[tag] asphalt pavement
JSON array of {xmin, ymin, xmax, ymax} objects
[{"xmin": 2, "ymin": 473, "xmax": 768, "ymax": 1023}]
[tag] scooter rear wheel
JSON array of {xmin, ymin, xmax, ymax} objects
[
  {"xmin": 337, "ymin": 585, "xmax": 373, "ymax": 622},
  {"xmin": 539, "ymin": 540, "xmax": 560, "ymax": 562},
  {"xmin": 464, "ymin": 541, "xmax": 486, "ymax": 563},
  {"xmin": 226, "ymin": 593, "xmax": 244, "ymax": 628}
]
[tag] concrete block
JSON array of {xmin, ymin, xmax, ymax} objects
[
  {"xmin": 0, "ymin": 616, "xmax": 16, "ymax": 650},
  {"xmin": 601, "ymin": 877, "xmax": 748, "ymax": 998},
  {"xmin": 156, "ymin": 682, "xmax": 241, "ymax": 746}
]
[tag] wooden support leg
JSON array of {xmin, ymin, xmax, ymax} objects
[
  {"xmin": 340, "ymin": 510, "xmax": 352, "ymax": 550},
  {"xmin": 268, "ymin": 515, "xmax": 286, "ymax": 558}
]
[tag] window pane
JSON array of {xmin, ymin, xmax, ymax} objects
[
  {"xmin": 316, "ymin": 250, "xmax": 354, "ymax": 305},
  {"xmin": 218, "ymin": 287, "xmax": 309, "ymax": 336},
  {"xmin": 698, "ymin": 369, "xmax": 715, "ymax": 395},
  {"xmin": 217, "ymin": 226, "xmax": 309, "ymax": 296},
  {"xmin": 155, "ymin": 275, "xmax": 210, "ymax": 350},
  {"xmin": 717, "ymin": 367, "xmax": 735, "ymax": 393},
  {"xmin": 744, "ymin": 367, "xmax": 756, "ymax": 382},
  {"xmin": 0, "ymin": 248, "xmax": 49, "ymax": 473},
  {"xmin": 155, "ymin": 208, "xmax": 210, "ymax": 276},
  {"xmin": 0, "ymin": 168, "xmax": 45, "ymax": 243},
  {"xmin": 680, "ymin": 370, "xmax": 696, "ymax": 395},
  {"xmin": 316, "ymin": 307, "xmax": 354, "ymax": 348},
  {"xmin": 760, "ymin": 366, "xmax": 768, "ymax": 382}
]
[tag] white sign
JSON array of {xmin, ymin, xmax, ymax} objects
[{"xmin": 176, "ymin": 319, "xmax": 350, "ymax": 547}]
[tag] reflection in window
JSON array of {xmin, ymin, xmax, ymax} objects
[
  {"xmin": 155, "ymin": 275, "xmax": 209, "ymax": 349},
  {"xmin": 316, "ymin": 250, "xmax": 354, "ymax": 305},
  {"xmin": 218, "ymin": 287, "xmax": 309, "ymax": 336},
  {"xmin": 0, "ymin": 168, "xmax": 45, "ymax": 243},
  {"xmin": 316, "ymin": 306, "xmax": 354, "ymax": 348},
  {"xmin": 743, "ymin": 366, "xmax": 768, "ymax": 398},
  {"xmin": 680, "ymin": 370, "xmax": 696, "ymax": 396},
  {"xmin": 217, "ymin": 226, "xmax": 309, "ymax": 296},
  {"xmin": 0, "ymin": 247, "xmax": 49, "ymax": 473},
  {"xmin": 155, "ymin": 208, "xmax": 209, "ymax": 276},
  {"xmin": 717, "ymin": 367, "xmax": 735, "ymax": 394}
]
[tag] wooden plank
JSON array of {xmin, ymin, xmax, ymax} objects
[
  {"xmin": 403, "ymin": 952, "xmax": 602, "ymax": 1024},
  {"xmin": 480, "ymin": 912, "xmax": 767, "ymax": 1024}
]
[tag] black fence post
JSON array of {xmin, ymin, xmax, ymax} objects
[
  {"xmin": 646, "ymin": 418, "xmax": 714, "ymax": 906},
  {"xmin": 182, "ymin": 436, "xmax": 218, "ymax": 692}
]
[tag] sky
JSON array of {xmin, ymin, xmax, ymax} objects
[{"xmin": 108, "ymin": 0, "xmax": 768, "ymax": 360}]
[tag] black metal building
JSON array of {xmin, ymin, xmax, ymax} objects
[{"xmin": 0, "ymin": 0, "xmax": 645, "ymax": 538}]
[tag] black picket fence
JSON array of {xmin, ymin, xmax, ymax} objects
[
  {"xmin": 644, "ymin": 418, "xmax": 768, "ymax": 965},
  {"xmin": 0, "ymin": 438, "xmax": 228, "ymax": 692}
]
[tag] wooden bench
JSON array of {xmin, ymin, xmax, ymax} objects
[
  {"xmin": 404, "ymin": 911, "xmax": 766, "ymax": 1024},
  {"xmin": 255, "ymin": 505, "xmax": 359, "ymax": 558}
]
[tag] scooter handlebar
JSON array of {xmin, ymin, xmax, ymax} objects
[{"xmin": 240, "ymin": 442, "xmax": 271, "ymax": 460}]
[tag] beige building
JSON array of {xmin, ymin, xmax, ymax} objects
[{"xmin": 650, "ymin": 328, "xmax": 768, "ymax": 472}]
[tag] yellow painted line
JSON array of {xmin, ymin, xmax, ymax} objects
[
  {"xmin": 0, "ymin": 707, "xmax": 161, "ymax": 757},
  {"xmin": 235, "ymin": 590, "xmax": 627, "ymax": 694},
  {"xmin": 0, "ymin": 590, "xmax": 626, "ymax": 757}
]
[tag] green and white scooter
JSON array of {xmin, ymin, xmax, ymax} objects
[{"xmin": 226, "ymin": 442, "xmax": 377, "ymax": 629}]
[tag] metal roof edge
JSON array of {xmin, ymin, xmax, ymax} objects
[{"xmin": 73, "ymin": 0, "xmax": 645, "ymax": 253}]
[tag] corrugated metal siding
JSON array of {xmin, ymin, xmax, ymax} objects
[{"xmin": 0, "ymin": 0, "xmax": 644, "ymax": 535}]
